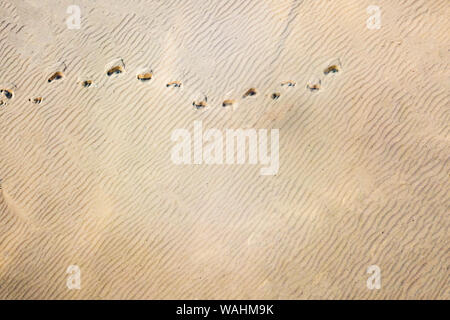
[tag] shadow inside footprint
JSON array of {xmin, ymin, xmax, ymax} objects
[
  {"xmin": 324, "ymin": 65, "xmax": 340, "ymax": 75},
  {"xmin": 107, "ymin": 66, "xmax": 124, "ymax": 76},
  {"xmin": 0, "ymin": 89, "xmax": 14, "ymax": 99},
  {"xmin": 193, "ymin": 96, "xmax": 207, "ymax": 109},
  {"xmin": 166, "ymin": 81, "xmax": 182, "ymax": 88},
  {"xmin": 137, "ymin": 72, "xmax": 153, "ymax": 81},
  {"xmin": 193, "ymin": 94, "xmax": 208, "ymax": 109},
  {"xmin": 48, "ymin": 71, "xmax": 64, "ymax": 83},
  {"xmin": 243, "ymin": 88, "xmax": 257, "ymax": 98},
  {"xmin": 106, "ymin": 58, "xmax": 125, "ymax": 77},
  {"xmin": 193, "ymin": 101, "xmax": 207, "ymax": 109},
  {"xmin": 307, "ymin": 81, "xmax": 321, "ymax": 92},
  {"xmin": 271, "ymin": 92, "xmax": 281, "ymax": 100},
  {"xmin": 222, "ymin": 99, "xmax": 235, "ymax": 107},
  {"xmin": 29, "ymin": 97, "xmax": 43, "ymax": 104},
  {"xmin": 81, "ymin": 80, "xmax": 93, "ymax": 88}
]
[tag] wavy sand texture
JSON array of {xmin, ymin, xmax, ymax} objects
[{"xmin": 0, "ymin": 0, "xmax": 449, "ymax": 299}]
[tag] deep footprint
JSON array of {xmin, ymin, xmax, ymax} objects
[
  {"xmin": 81, "ymin": 80, "xmax": 93, "ymax": 88},
  {"xmin": 243, "ymin": 88, "xmax": 257, "ymax": 98},
  {"xmin": 0, "ymin": 88, "xmax": 14, "ymax": 99},
  {"xmin": 48, "ymin": 71, "xmax": 64, "ymax": 83},
  {"xmin": 107, "ymin": 66, "xmax": 124, "ymax": 76},
  {"xmin": 271, "ymin": 92, "xmax": 281, "ymax": 100},
  {"xmin": 324, "ymin": 64, "xmax": 340, "ymax": 75},
  {"xmin": 106, "ymin": 58, "xmax": 125, "ymax": 77},
  {"xmin": 137, "ymin": 71, "xmax": 153, "ymax": 81},
  {"xmin": 222, "ymin": 99, "xmax": 235, "ymax": 107}
]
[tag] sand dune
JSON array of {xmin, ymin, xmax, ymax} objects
[{"xmin": 0, "ymin": 0, "xmax": 448, "ymax": 299}]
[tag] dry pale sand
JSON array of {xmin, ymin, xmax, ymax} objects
[{"xmin": 0, "ymin": 0, "xmax": 449, "ymax": 299}]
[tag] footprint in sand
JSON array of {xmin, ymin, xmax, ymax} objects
[
  {"xmin": 107, "ymin": 65, "xmax": 124, "ymax": 76},
  {"xmin": 137, "ymin": 68, "xmax": 153, "ymax": 81},
  {"xmin": 0, "ymin": 88, "xmax": 14, "ymax": 100},
  {"xmin": 324, "ymin": 64, "xmax": 340, "ymax": 75},
  {"xmin": 47, "ymin": 71, "xmax": 64, "ymax": 83},
  {"xmin": 47, "ymin": 62, "xmax": 66, "ymax": 83},
  {"xmin": 193, "ymin": 96, "xmax": 207, "ymax": 109},
  {"xmin": 281, "ymin": 81, "xmax": 296, "ymax": 87},
  {"xmin": 80, "ymin": 80, "xmax": 94, "ymax": 88},
  {"xmin": 0, "ymin": 87, "xmax": 15, "ymax": 106},
  {"xmin": 307, "ymin": 79, "xmax": 321, "ymax": 92},
  {"xmin": 324, "ymin": 59, "xmax": 342, "ymax": 75},
  {"xmin": 166, "ymin": 81, "xmax": 182, "ymax": 88},
  {"xmin": 106, "ymin": 58, "xmax": 125, "ymax": 77},
  {"xmin": 29, "ymin": 97, "xmax": 43, "ymax": 104},
  {"xmin": 243, "ymin": 88, "xmax": 257, "ymax": 98},
  {"xmin": 222, "ymin": 99, "xmax": 236, "ymax": 107}
]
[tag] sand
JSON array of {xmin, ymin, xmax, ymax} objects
[{"xmin": 0, "ymin": 0, "xmax": 448, "ymax": 299}]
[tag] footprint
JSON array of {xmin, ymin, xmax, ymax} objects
[
  {"xmin": 0, "ymin": 88, "xmax": 14, "ymax": 99},
  {"xmin": 29, "ymin": 97, "xmax": 43, "ymax": 104},
  {"xmin": 0, "ymin": 86, "xmax": 14, "ymax": 106},
  {"xmin": 307, "ymin": 80, "xmax": 321, "ymax": 92},
  {"xmin": 80, "ymin": 80, "xmax": 93, "ymax": 88},
  {"xmin": 193, "ymin": 101, "xmax": 207, "ymax": 109},
  {"xmin": 271, "ymin": 92, "xmax": 281, "ymax": 100},
  {"xmin": 324, "ymin": 59, "xmax": 342, "ymax": 75},
  {"xmin": 137, "ymin": 71, "xmax": 153, "ymax": 81},
  {"xmin": 166, "ymin": 81, "xmax": 182, "ymax": 88},
  {"xmin": 193, "ymin": 96, "xmax": 207, "ymax": 109},
  {"xmin": 107, "ymin": 66, "xmax": 124, "ymax": 76},
  {"xmin": 324, "ymin": 64, "xmax": 340, "ymax": 75},
  {"xmin": 281, "ymin": 81, "xmax": 296, "ymax": 87},
  {"xmin": 222, "ymin": 99, "xmax": 236, "ymax": 107},
  {"xmin": 106, "ymin": 59, "xmax": 125, "ymax": 77},
  {"xmin": 47, "ymin": 71, "xmax": 64, "ymax": 83},
  {"xmin": 47, "ymin": 62, "xmax": 67, "ymax": 83},
  {"xmin": 243, "ymin": 88, "xmax": 257, "ymax": 98}
]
